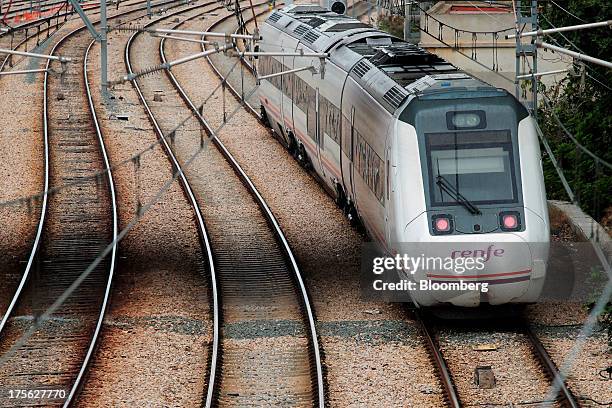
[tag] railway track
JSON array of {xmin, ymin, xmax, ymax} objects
[
  {"xmin": 0, "ymin": 6, "xmax": 72, "ymax": 71},
  {"xmin": 1, "ymin": 0, "xmax": 71, "ymax": 22},
  {"xmin": 0, "ymin": 0, "xmax": 183, "ymax": 74},
  {"xmin": 200, "ymin": 5, "xmax": 583, "ymax": 408},
  {"xmin": 0, "ymin": 20, "xmax": 117, "ymax": 408},
  {"xmin": 415, "ymin": 310, "xmax": 580, "ymax": 408},
  {"xmin": 0, "ymin": 0, "xmax": 214, "ymax": 322},
  {"xmin": 124, "ymin": 2, "xmax": 325, "ymax": 405},
  {"xmin": 0, "ymin": 1, "xmax": 198, "ymax": 405}
]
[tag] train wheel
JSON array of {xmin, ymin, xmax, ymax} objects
[
  {"xmin": 334, "ymin": 182, "xmax": 346, "ymax": 208},
  {"xmin": 297, "ymin": 144, "xmax": 311, "ymax": 169},
  {"xmin": 260, "ymin": 105, "xmax": 271, "ymax": 128},
  {"xmin": 344, "ymin": 200, "xmax": 358, "ymax": 226},
  {"xmin": 287, "ymin": 131, "xmax": 298, "ymax": 157}
]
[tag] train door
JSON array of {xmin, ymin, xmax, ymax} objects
[
  {"xmin": 349, "ymin": 107, "xmax": 356, "ymax": 204},
  {"xmin": 279, "ymin": 63, "xmax": 285, "ymax": 134},
  {"xmin": 306, "ymin": 86, "xmax": 323, "ymax": 176},
  {"xmin": 340, "ymin": 108, "xmax": 354, "ymax": 201}
]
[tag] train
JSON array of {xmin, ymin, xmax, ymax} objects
[{"xmin": 256, "ymin": 4, "xmax": 550, "ymax": 307}]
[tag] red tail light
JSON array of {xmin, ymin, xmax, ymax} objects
[
  {"xmin": 499, "ymin": 212, "xmax": 521, "ymax": 231},
  {"xmin": 432, "ymin": 215, "xmax": 453, "ymax": 235}
]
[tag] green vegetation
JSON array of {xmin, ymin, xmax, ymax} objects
[
  {"xmin": 377, "ymin": 14, "xmax": 404, "ymax": 39},
  {"xmin": 540, "ymin": 0, "xmax": 612, "ymax": 348},
  {"xmin": 537, "ymin": 0, "xmax": 611, "ymax": 226}
]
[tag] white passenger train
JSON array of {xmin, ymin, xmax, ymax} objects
[{"xmin": 257, "ymin": 5, "xmax": 550, "ymax": 307}]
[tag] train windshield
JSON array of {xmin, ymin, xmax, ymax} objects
[{"xmin": 426, "ymin": 130, "xmax": 518, "ymax": 206}]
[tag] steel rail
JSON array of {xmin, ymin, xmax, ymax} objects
[
  {"xmin": 2, "ymin": 0, "xmax": 74, "ymax": 20},
  {"xmin": 0, "ymin": 0, "xmax": 51, "ymax": 339},
  {"xmin": 524, "ymin": 324, "xmax": 580, "ymax": 408},
  {"xmin": 0, "ymin": 4, "xmax": 70, "ymax": 73},
  {"xmin": 0, "ymin": 2, "xmax": 191, "ymax": 404},
  {"xmin": 0, "ymin": 0, "xmax": 201, "ymax": 73},
  {"xmin": 204, "ymin": 5, "xmax": 583, "ymax": 408},
  {"xmin": 62, "ymin": 36, "xmax": 118, "ymax": 408},
  {"xmin": 0, "ymin": 0, "xmax": 196, "ymax": 340},
  {"xmin": 124, "ymin": 2, "xmax": 220, "ymax": 407},
  {"xmin": 414, "ymin": 310, "xmax": 461, "ymax": 408},
  {"xmin": 414, "ymin": 311, "xmax": 581, "ymax": 408},
  {"xmin": 164, "ymin": 4, "xmax": 326, "ymax": 406}
]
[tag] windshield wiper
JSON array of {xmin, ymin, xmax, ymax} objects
[{"xmin": 436, "ymin": 175, "xmax": 482, "ymax": 215}]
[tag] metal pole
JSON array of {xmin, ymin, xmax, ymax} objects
[
  {"xmin": 154, "ymin": 33, "xmax": 213, "ymax": 44},
  {"xmin": 237, "ymin": 51, "xmax": 329, "ymax": 58},
  {"xmin": 538, "ymin": 41, "xmax": 612, "ymax": 69},
  {"xmin": 516, "ymin": 68, "xmax": 569, "ymax": 79},
  {"xmin": 513, "ymin": 0, "xmax": 520, "ymax": 99},
  {"xmin": 258, "ymin": 65, "xmax": 315, "ymax": 80},
  {"xmin": 167, "ymin": 45, "xmax": 232, "ymax": 68},
  {"xmin": 506, "ymin": 20, "xmax": 611, "ymax": 39},
  {"xmin": 0, "ymin": 47, "xmax": 72, "ymax": 62},
  {"xmin": 101, "ymin": 0, "xmax": 108, "ymax": 95},
  {"xmin": 0, "ymin": 68, "xmax": 48, "ymax": 75},
  {"xmin": 147, "ymin": 0, "xmax": 151, "ymax": 18},
  {"xmin": 151, "ymin": 28, "xmax": 259, "ymax": 40},
  {"xmin": 403, "ymin": 0, "xmax": 409, "ymax": 40}
]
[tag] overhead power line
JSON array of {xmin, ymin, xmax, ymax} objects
[
  {"xmin": 549, "ymin": 0, "xmax": 587, "ymax": 23},
  {"xmin": 541, "ymin": 96, "xmax": 612, "ymax": 171}
]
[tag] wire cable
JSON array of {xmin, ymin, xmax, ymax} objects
[
  {"xmin": 541, "ymin": 95, "xmax": 612, "ymax": 170},
  {"xmin": 0, "ymin": 51, "xmax": 244, "ymax": 210},
  {"xmin": 539, "ymin": 13, "xmax": 611, "ymax": 92},
  {"xmin": 0, "ymin": 81, "xmax": 261, "ymax": 369},
  {"xmin": 549, "ymin": 0, "xmax": 587, "ymax": 24}
]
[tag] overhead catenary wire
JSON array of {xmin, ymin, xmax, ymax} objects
[
  {"xmin": 540, "ymin": 95, "xmax": 612, "ymax": 170},
  {"xmin": 0, "ymin": 46, "xmax": 246, "ymax": 211},
  {"xmin": 502, "ymin": 12, "xmax": 612, "ymax": 403},
  {"xmin": 536, "ymin": 40, "xmax": 612, "ymax": 69},
  {"xmin": 549, "ymin": 0, "xmax": 587, "ymax": 23},
  {"xmin": 0, "ymin": 31, "xmax": 326, "ymax": 209},
  {"xmin": 518, "ymin": 29, "xmax": 611, "ymax": 171},
  {"xmin": 506, "ymin": 20, "xmax": 612, "ymax": 39},
  {"xmin": 412, "ymin": 2, "xmax": 515, "ymax": 84},
  {"xmin": 525, "ymin": 40, "xmax": 612, "ymax": 407}
]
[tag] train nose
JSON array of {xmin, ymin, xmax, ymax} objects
[{"xmin": 402, "ymin": 214, "xmax": 537, "ymax": 306}]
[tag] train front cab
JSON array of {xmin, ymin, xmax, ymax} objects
[{"xmin": 390, "ymin": 88, "xmax": 550, "ymax": 307}]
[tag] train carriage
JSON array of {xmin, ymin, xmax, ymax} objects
[{"xmin": 257, "ymin": 4, "xmax": 550, "ymax": 307}]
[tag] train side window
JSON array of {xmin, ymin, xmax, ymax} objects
[
  {"xmin": 353, "ymin": 126, "xmax": 385, "ymax": 203},
  {"xmin": 307, "ymin": 90, "xmax": 317, "ymax": 143},
  {"xmin": 341, "ymin": 115, "xmax": 351, "ymax": 157}
]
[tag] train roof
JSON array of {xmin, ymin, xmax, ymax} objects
[{"xmin": 265, "ymin": 5, "xmax": 499, "ymax": 113}]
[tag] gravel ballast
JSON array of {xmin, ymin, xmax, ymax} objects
[
  {"xmin": 76, "ymin": 4, "xmax": 214, "ymax": 405},
  {"xmin": 164, "ymin": 6, "xmax": 445, "ymax": 406}
]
